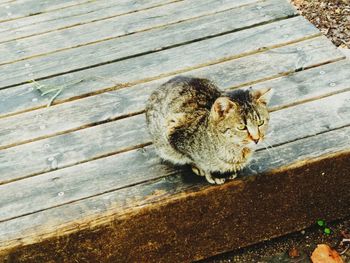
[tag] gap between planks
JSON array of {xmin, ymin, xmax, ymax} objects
[
  {"xmin": 0, "ymin": 14, "xmax": 318, "ymax": 118},
  {"xmin": 0, "ymin": 0, "xmax": 97, "ymax": 23},
  {"xmin": 1, "ymin": 74, "xmax": 349, "ymax": 186},
  {"xmin": 0, "ymin": 32, "xmax": 323, "ymax": 118},
  {"xmin": 0, "ymin": 35, "xmax": 340, "ymax": 150},
  {"xmin": 0, "ymin": 0, "xmax": 184, "ymax": 45},
  {"xmin": 0, "ymin": 0, "xmax": 300, "ymax": 113},
  {"xmin": 0, "ymin": 0, "xmax": 181, "ymax": 31},
  {"xmin": 0, "ymin": 16, "xmax": 300, "ymax": 89},
  {"xmin": 0, "ymin": 36, "xmax": 345, "ymax": 153},
  {"xmin": 0, "ymin": 0, "xmax": 263, "ymax": 66},
  {"xmin": 0, "ymin": 57, "xmax": 345, "ymax": 153},
  {"xmin": 1, "ymin": 122, "xmax": 350, "ymax": 227},
  {"xmin": 0, "ymin": 13, "xmax": 299, "ymax": 87}
]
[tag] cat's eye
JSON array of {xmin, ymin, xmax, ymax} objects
[
  {"xmin": 257, "ymin": 119, "xmax": 265, "ymax": 126},
  {"xmin": 237, "ymin": 124, "xmax": 246, "ymax": 130}
]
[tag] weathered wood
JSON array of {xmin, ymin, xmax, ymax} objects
[
  {"xmin": 0, "ymin": 0, "xmax": 349, "ymax": 262},
  {"xmin": 2, "ymin": 53, "xmax": 349, "ymax": 185},
  {"xmin": 0, "ymin": 1, "xmax": 15, "ymax": 4},
  {"xmin": 0, "ymin": 18, "xmax": 330, "ymax": 118},
  {"xmin": 0, "ymin": 37, "xmax": 344, "ymax": 149},
  {"xmin": 0, "ymin": 0, "xmax": 92, "ymax": 22},
  {"xmin": 0, "ymin": 0, "xmax": 297, "ymax": 87},
  {"xmin": 0, "ymin": 0, "xmax": 259, "ymax": 66},
  {"xmin": 0, "ymin": 0, "xmax": 178, "ymax": 42},
  {"xmin": 1, "ymin": 90, "xmax": 349, "ymax": 220},
  {"xmin": 0, "ymin": 114, "xmax": 150, "ymax": 185},
  {"xmin": 246, "ymin": 59, "xmax": 350, "ymax": 111},
  {"xmin": 1, "ymin": 125, "xmax": 350, "ymax": 262}
]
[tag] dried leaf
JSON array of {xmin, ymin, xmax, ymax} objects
[
  {"xmin": 311, "ymin": 244, "xmax": 344, "ymax": 263},
  {"xmin": 289, "ymin": 247, "xmax": 300, "ymax": 258}
]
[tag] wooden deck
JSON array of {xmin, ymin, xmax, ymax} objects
[{"xmin": 0, "ymin": 0, "xmax": 350, "ymax": 262}]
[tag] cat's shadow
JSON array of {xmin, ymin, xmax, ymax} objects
[
  {"xmin": 161, "ymin": 160, "xmax": 204, "ymax": 184},
  {"xmin": 160, "ymin": 159, "xmax": 248, "ymax": 185},
  {"xmin": 179, "ymin": 165, "xmax": 204, "ymax": 184}
]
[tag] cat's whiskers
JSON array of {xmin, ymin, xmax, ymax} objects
[
  {"xmin": 263, "ymin": 139, "xmax": 274, "ymax": 150},
  {"xmin": 260, "ymin": 141, "xmax": 274, "ymax": 157}
]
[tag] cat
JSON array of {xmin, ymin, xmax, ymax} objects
[{"xmin": 145, "ymin": 76, "xmax": 273, "ymax": 184}]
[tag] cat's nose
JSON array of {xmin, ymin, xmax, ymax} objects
[{"xmin": 253, "ymin": 138, "xmax": 259, "ymax": 144}]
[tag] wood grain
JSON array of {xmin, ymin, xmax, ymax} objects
[
  {"xmin": 1, "ymin": 47, "xmax": 348, "ymax": 185},
  {"xmin": 0, "ymin": 0, "xmax": 92, "ymax": 22},
  {"xmin": 0, "ymin": 17, "xmax": 327, "ymax": 118},
  {"xmin": 2, "ymin": 54, "xmax": 349, "ymax": 184},
  {"xmin": 0, "ymin": 0, "xmax": 259, "ymax": 66},
  {"xmin": 1, "ymin": 90, "xmax": 349, "ymax": 220},
  {"xmin": 1, "ymin": 0, "xmax": 349, "ymax": 261},
  {"xmin": 1, "ymin": 124, "xmax": 349, "ymax": 260},
  {"xmin": 245, "ymin": 59, "xmax": 350, "ymax": 111},
  {"xmin": 0, "ymin": 0, "xmax": 179, "ymax": 43},
  {"xmin": 0, "ymin": 37, "xmax": 343, "ymax": 150},
  {"xmin": 0, "ymin": 0, "xmax": 296, "ymax": 87}
]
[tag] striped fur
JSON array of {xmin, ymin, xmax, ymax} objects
[{"xmin": 146, "ymin": 76, "xmax": 272, "ymax": 184}]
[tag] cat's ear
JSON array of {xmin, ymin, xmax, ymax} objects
[
  {"xmin": 251, "ymin": 88, "xmax": 273, "ymax": 105},
  {"xmin": 212, "ymin": 97, "xmax": 237, "ymax": 120}
]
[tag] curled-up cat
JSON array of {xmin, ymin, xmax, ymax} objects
[{"xmin": 145, "ymin": 76, "xmax": 273, "ymax": 184}]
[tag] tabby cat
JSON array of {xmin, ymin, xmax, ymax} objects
[{"xmin": 145, "ymin": 76, "xmax": 272, "ymax": 184}]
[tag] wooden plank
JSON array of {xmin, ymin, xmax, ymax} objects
[
  {"xmin": 0, "ymin": 17, "xmax": 326, "ymax": 117},
  {"xmin": 2, "ymin": 56, "xmax": 349, "ymax": 186},
  {"xmin": 0, "ymin": 0, "xmax": 259, "ymax": 65},
  {"xmin": 0, "ymin": 0, "xmax": 296, "ymax": 86},
  {"xmin": 244, "ymin": 60, "xmax": 350, "ymax": 111},
  {"xmin": 0, "ymin": 1, "xmax": 15, "ymax": 5},
  {"xmin": 0, "ymin": 0, "xmax": 92, "ymax": 22},
  {"xmin": 2, "ymin": 42, "xmax": 348, "ymax": 185},
  {"xmin": 1, "ymin": 124, "xmax": 350, "ymax": 261},
  {"xmin": 0, "ymin": 114, "xmax": 150, "ymax": 184},
  {"xmin": 1, "ymin": 90, "xmax": 350, "ymax": 220},
  {"xmin": 0, "ymin": 0, "xmax": 180, "ymax": 43},
  {"xmin": 0, "ymin": 1, "xmax": 15, "ymax": 4},
  {"xmin": 0, "ymin": 37, "xmax": 344, "ymax": 150}
]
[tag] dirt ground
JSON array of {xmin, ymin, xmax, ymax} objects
[
  {"xmin": 291, "ymin": 0, "xmax": 350, "ymax": 48},
  {"xmin": 200, "ymin": 217, "xmax": 350, "ymax": 262}
]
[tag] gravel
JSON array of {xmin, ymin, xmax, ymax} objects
[{"xmin": 291, "ymin": 0, "xmax": 350, "ymax": 48}]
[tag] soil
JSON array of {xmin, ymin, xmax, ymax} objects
[
  {"xmin": 291, "ymin": 0, "xmax": 350, "ymax": 48},
  {"xmin": 199, "ymin": 217, "xmax": 350, "ymax": 262}
]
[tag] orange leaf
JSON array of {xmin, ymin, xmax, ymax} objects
[{"xmin": 311, "ymin": 244, "xmax": 344, "ymax": 263}]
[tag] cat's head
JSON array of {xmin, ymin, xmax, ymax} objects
[{"xmin": 210, "ymin": 87, "xmax": 273, "ymax": 147}]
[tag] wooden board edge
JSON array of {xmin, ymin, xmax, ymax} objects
[{"xmin": 1, "ymin": 147, "xmax": 350, "ymax": 262}]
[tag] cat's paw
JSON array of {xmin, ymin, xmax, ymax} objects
[
  {"xmin": 214, "ymin": 177, "xmax": 226, "ymax": 184},
  {"xmin": 205, "ymin": 173, "xmax": 226, "ymax": 185},
  {"xmin": 191, "ymin": 165, "xmax": 205, "ymax": 177}
]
